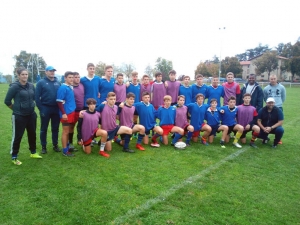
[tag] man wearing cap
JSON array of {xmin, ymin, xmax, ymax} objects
[
  {"xmin": 257, "ymin": 97, "xmax": 284, "ymax": 148},
  {"xmin": 263, "ymin": 74, "xmax": 286, "ymax": 111},
  {"xmin": 35, "ymin": 66, "xmax": 61, "ymax": 154}
]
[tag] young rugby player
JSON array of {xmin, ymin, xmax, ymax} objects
[
  {"xmin": 165, "ymin": 70, "xmax": 180, "ymax": 105},
  {"xmin": 157, "ymin": 95, "xmax": 184, "ymax": 145},
  {"xmin": 151, "ymin": 72, "xmax": 166, "ymax": 110},
  {"xmin": 187, "ymin": 93, "xmax": 211, "ymax": 144},
  {"xmin": 126, "ymin": 71, "xmax": 141, "ymax": 103},
  {"xmin": 205, "ymin": 98, "xmax": 228, "ymax": 148},
  {"xmin": 222, "ymin": 72, "xmax": 241, "ymax": 106},
  {"xmin": 175, "ymin": 95, "xmax": 194, "ymax": 145},
  {"xmin": 97, "ymin": 92, "xmax": 134, "ymax": 153},
  {"xmin": 206, "ymin": 76, "xmax": 224, "ymax": 107},
  {"xmin": 115, "ymin": 93, "xmax": 146, "ymax": 150},
  {"xmin": 77, "ymin": 98, "xmax": 108, "ymax": 157},
  {"xmin": 178, "ymin": 75, "xmax": 192, "ymax": 105},
  {"xmin": 56, "ymin": 71, "xmax": 76, "ymax": 157},
  {"xmin": 237, "ymin": 93, "xmax": 260, "ymax": 148},
  {"xmin": 134, "ymin": 92, "xmax": 163, "ymax": 147},
  {"xmin": 99, "ymin": 65, "xmax": 115, "ymax": 104},
  {"xmin": 220, "ymin": 96, "xmax": 244, "ymax": 148},
  {"xmin": 191, "ymin": 74, "xmax": 208, "ymax": 102},
  {"xmin": 114, "ymin": 73, "xmax": 126, "ymax": 106},
  {"xmin": 140, "ymin": 74, "xmax": 152, "ymax": 101}
]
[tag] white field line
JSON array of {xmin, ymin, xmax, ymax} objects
[{"xmin": 113, "ymin": 147, "xmax": 249, "ymax": 224}]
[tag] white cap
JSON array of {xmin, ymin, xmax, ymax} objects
[{"xmin": 266, "ymin": 97, "xmax": 275, "ymax": 103}]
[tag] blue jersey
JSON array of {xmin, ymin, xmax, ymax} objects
[
  {"xmin": 80, "ymin": 76, "xmax": 101, "ymax": 107},
  {"xmin": 205, "ymin": 107, "xmax": 222, "ymax": 126},
  {"xmin": 56, "ymin": 84, "xmax": 76, "ymax": 117},
  {"xmin": 127, "ymin": 83, "xmax": 141, "ymax": 103},
  {"xmin": 192, "ymin": 84, "xmax": 208, "ymax": 102},
  {"xmin": 134, "ymin": 101, "xmax": 157, "ymax": 131},
  {"xmin": 220, "ymin": 106, "xmax": 238, "ymax": 126},
  {"xmin": 157, "ymin": 105, "xmax": 176, "ymax": 126},
  {"xmin": 206, "ymin": 85, "xmax": 224, "ymax": 107},
  {"xmin": 187, "ymin": 103, "xmax": 209, "ymax": 130},
  {"xmin": 99, "ymin": 77, "xmax": 115, "ymax": 103},
  {"xmin": 179, "ymin": 85, "xmax": 192, "ymax": 105}
]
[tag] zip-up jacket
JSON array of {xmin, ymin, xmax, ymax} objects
[
  {"xmin": 4, "ymin": 81, "xmax": 35, "ymax": 116},
  {"xmin": 35, "ymin": 76, "xmax": 61, "ymax": 109}
]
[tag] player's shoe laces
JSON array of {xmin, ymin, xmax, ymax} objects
[{"xmin": 30, "ymin": 153, "xmax": 42, "ymax": 158}]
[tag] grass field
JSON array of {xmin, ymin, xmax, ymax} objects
[{"xmin": 0, "ymin": 83, "xmax": 299, "ymax": 225}]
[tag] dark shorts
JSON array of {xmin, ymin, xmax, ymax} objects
[
  {"xmin": 83, "ymin": 128, "xmax": 99, "ymax": 146},
  {"xmin": 61, "ymin": 111, "xmax": 75, "ymax": 125},
  {"xmin": 107, "ymin": 126, "xmax": 120, "ymax": 141},
  {"xmin": 227, "ymin": 125, "xmax": 237, "ymax": 135},
  {"xmin": 145, "ymin": 126, "xmax": 155, "ymax": 135},
  {"xmin": 240, "ymin": 124, "xmax": 254, "ymax": 139},
  {"xmin": 209, "ymin": 124, "xmax": 221, "ymax": 136}
]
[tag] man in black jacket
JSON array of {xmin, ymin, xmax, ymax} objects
[{"xmin": 238, "ymin": 74, "xmax": 263, "ymax": 111}]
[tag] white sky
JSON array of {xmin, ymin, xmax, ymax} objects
[{"xmin": 0, "ymin": 0, "xmax": 299, "ymax": 77}]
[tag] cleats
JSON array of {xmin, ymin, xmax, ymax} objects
[
  {"xmin": 62, "ymin": 151, "xmax": 74, "ymax": 157},
  {"xmin": 30, "ymin": 153, "xmax": 42, "ymax": 159},
  {"xmin": 272, "ymin": 145, "xmax": 277, "ymax": 149},
  {"xmin": 99, "ymin": 151, "xmax": 110, "ymax": 158},
  {"xmin": 12, "ymin": 159, "xmax": 22, "ymax": 165},
  {"xmin": 233, "ymin": 142, "xmax": 242, "ymax": 148},
  {"xmin": 123, "ymin": 148, "xmax": 135, "ymax": 153},
  {"xmin": 136, "ymin": 144, "xmax": 145, "ymax": 151},
  {"xmin": 68, "ymin": 144, "xmax": 78, "ymax": 152},
  {"xmin": 220, "ymin": 141, "xmax": 226, "ymax": 148},
  {"xmin": 262, "ymin": 137, "xmax": 270, "ymax": 144},
  {"xmin": 201, "ymin": 139, "xmax": 209, "ymax": 146},
  {"xmin": 41, "ymin": 146, "xmax": 47, "ymax": 154},
  {"xmin": 150, "ymin": 142, "xmax": 160, "ymax": 148},
  {"xmin": 249, "ymin": 142, "xmax": 258, "ymax": 148},
  {"xmin": 53, "ymin": 145, "xmax": 61, "ymax": 152}
]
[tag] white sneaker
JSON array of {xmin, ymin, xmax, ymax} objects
[
  {"xmin": 150, "ymin": 142, "xmax": 160, "ymax": 148},
  {"xmin": 233, "ymin": 142, "xmax": 242, "ymax": 148}
]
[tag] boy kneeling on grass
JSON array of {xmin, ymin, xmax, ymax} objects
[
  {"xmin": 157, "ymin": 95, "xmax": 184, "ymax": 146},
  {"xmin": 205, "ymin": 98, "xmax": 228, "ymax": 148},
  {"xmin": 237, "ymin": 93, "xmax": 260, "ymax": 148},
  {"xmin": 220, "ymin": 96, "xmax": 244, "ymax": 148},
  {"xmin": 97, "ymin": 92, "xmax": 134, "ymax": 153},
  {"xmin": 115, "ymin": 92, "xmax": 147, "ymax": 151},
  {"xmin": 77, "ymin": 98, "xmax": 109, "ymax": 157}
]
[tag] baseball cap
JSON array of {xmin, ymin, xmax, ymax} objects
[
  {"xmin": 45, "ymin": 66, "xmax": 56, "ymax": 71},
  {"xmin": 266, "ymin": 97, "xmax": 275, "ymax": 103}
]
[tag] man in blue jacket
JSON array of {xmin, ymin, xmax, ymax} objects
[
  {"xmin": 238, "ymin": 74, "xmax": 263, "ymax": 111},
  {"xmin": 35, "ymin": 66, "xmax": 61, "ymax": 154}
]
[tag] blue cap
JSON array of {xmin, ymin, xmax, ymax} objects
[{"xmin": 45, "ymin": 66, "xmax": 56, "ymax": 71}]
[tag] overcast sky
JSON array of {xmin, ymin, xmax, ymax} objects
[{"xmin": 0, "ymin": 0, "xmax": 299, "ymax": 77}]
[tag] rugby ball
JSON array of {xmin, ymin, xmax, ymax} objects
[{"xmin": 174, "ymin": 141, "xmax": 187, "ymax": 149}]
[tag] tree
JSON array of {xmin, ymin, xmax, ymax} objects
[
  {"xmin": 154, "ymin": 57, "xmax": 173, "ymax": 81},
  {"xmin": 14, "ymin": 50, "xmax": 47, "ymax": 83},
  {"xmin": 4, "ymin": 75, "xmax": 13, "ymax": 84},
  {"xmin": 95, "ymin": 61, "xmax": 107, "ymax": 77},
  {"xmin": 221, "ymin": 56, "xmax": 242, "ymax": 76},
  {"xmin": 195, "ymin": 62, "xmax": 210, "ymax": 77},
  {"xmin": 119, "ymin": 63, "xmax": 135, "ymax": 80},
  {"xmin": 144, "ymin": 64, "xmax": 154, "ymax": 78},
  {"xmin": 290, "ymin": 56, "xmax": 300, "ymax": 81},
  {"xmin": 236, "ymin": 43, "xmax": 270, "ymax": 61},
  {"xmin": 253, "ymin": 51, "xmax": 278, "ymax": 79}
]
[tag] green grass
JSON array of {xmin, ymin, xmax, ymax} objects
[{"xmin": 0, "ymin": 84, "xmax": 299, "ymax": 225}]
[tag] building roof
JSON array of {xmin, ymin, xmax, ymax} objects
[{"xmin": 240, "ymin": 61, "xmax": 251, "ymax": 65}]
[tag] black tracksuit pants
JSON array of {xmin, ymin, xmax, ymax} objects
[{"xmin": 11, "ymin": 112, "xmax": 37, "ymax": 158}]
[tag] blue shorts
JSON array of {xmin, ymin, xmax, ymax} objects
[
  {"xmin": 209, "ymin": 124, "xmax": 221, "ymax": 136},
  {"xmin": 145, "ymin": 126, "xmax": 155, "ymax": 135},
  {"xmin": 107, "ymin": 126, "xmax": 120, "ymax": 141}
]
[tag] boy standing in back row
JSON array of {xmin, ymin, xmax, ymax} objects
[{"xmin": 165, "ymin": 70, "xmax": 180, "ymax": 105}]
